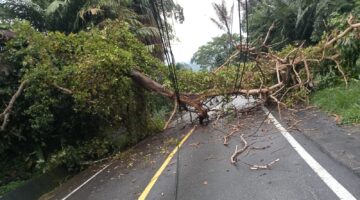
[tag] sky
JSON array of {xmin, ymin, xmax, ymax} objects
[{"xmin": 171, "ymin": 0, "xmax": 240, "ymax": 65}]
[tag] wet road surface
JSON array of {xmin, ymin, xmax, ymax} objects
[{"xmin": 45, "ymin": 107, "xmax": 360, "ymax": 200}]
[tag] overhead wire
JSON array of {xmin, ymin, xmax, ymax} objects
[
  {"xmin": 150, "ymin": 0, "xmax": 182, "ymax": 110},
  {"xmin": 160, "ymin": 0, "xmax": 181, "ymax": 104},
  {"xmin": 150, "ymin": 1, "xmax": 183, "ymax": 199},
  {"xmin": 237, "ymin": 0, "xmax": 249, "ymax": 91},
  {"xmin": 233, "ymin": 0, "xmax": 243, "ymax": 90}
]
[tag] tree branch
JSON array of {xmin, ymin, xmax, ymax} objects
[
  {"xmin": 163, "ymin": 99, "xmax": 178, "ymax": 130},
  {"xmin": 325, "ymin": 16, "xmax": 360, "ymax": 48},
  {"xmin": 52, "ymin": 83, "xmax": 73, "ymax": 95},
  {"xmin": 230, "ymin": 134, "xmax": 248, "ymax": 164},
  {"xmin": 0, "ymin": 80, "xmax": 28, "ymax": 131},
  {"xmin": 262, "ymin": 22, "xmax": 275, "ymax": 47}
]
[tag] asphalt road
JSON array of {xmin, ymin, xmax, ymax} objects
[{"xmin": 45, "ymin": 107, "xmax": 360, "ymax": 200}]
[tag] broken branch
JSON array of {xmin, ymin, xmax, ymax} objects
[
  {"xmin": 230, "ymin": 134, "xmax": 249, "ymax": 164},
  {"xmin": 223, "ymin": 128, "xmax": 239, "ymax": 146},
  {"xmin": 246, "ymin": 158, "xmax": 280, "ymax": 170},
  {"xmin": 163, "ymin": 99, "xmax": 178, "ymax": 130},
  {"xmin": 0, "ymin": 80, "xmax": 28, "ymax": 131}
]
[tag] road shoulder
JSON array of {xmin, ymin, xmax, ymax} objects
[
  {"xmin": 271, "ymin": 106, "xmax": 360, "ymax": 177},
  {"xmin": 39, "ymin": 121, "xmax": 194, "ymax": 200}
]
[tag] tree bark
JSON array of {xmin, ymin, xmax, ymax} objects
[
  {"xmin": 129, "ymin": 70, "xmax": 208, "ymax": 121},
  {"xmin": 128, "ymin": 70, "xmax": 283, "ymax": 123},
  {"xmin": 0, "ymin": 80, "xmax": 28, "ymax": 131}
]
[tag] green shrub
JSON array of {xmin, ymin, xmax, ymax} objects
[{"xmin": 312, "ymin": 81, "xmax": 360, "ymax": 124}]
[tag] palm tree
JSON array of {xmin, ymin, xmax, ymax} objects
[
  {"xmin": 210, "ymin": 0, "xmax": 234, "ymax": 48},
  {"xmin": 247, "ymin": 0, "xmax": 356, "ymax": 46}
]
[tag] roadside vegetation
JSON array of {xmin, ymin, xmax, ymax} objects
[
  {"xmin": 192, "ymin": 0, "xmax": 360, "ymax": 124},
  {"xmin": 0, "ymin": 0, "xmax": 182, "ymax": 195},
  {"xmin": 312, "ymin": 81, "xmax": 360, "ymax": 124}
]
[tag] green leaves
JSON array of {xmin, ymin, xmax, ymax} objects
[
  {"xmin": 191, "ymin": 33, "xmax": 240, "ymax": 71},
  {"xmin": 248, "ymin": 0, "xmax": 358, "ymax": 46},
  {"xmin": 45, "ymin": 0, "xmax": 69, "ymax": 15},
  {"xmin": 0, "ymin": 19, "xmax": 167, "ymax": 176}
]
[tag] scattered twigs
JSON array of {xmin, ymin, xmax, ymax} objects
[
  {"xmin": 163, "ymin": 99, "xmax": 178, "ymax": 130},
  {"xmin": 230, "ymin": 134, "xmax": 249, "ymax": 164},
  {"xmin": 245, "ymin": 158, "xmax": 280, "ymax": 170},
  {"xmin": 223, "ymin": 128, "xmax": 239, "ymax": 145},
  {"xmin": 288, "ymin": 119, "xmax": 302, "ymax": 130},
  {"xmin": 269, "ymin": 95, "xmax": 286, "ymax": 119},
  {"xmin": 0, "ymin": 80, "xmax": 28, "ymax": 131}
]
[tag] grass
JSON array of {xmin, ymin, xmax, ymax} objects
[{"xmin": 311, "ymin": 81, "xmax": 360, "ymax": 124}]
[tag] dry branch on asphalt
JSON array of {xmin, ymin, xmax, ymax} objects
[
  {"xmin": 223, "ymin": 128, "xmax": 239, "ymax": 145},
  {"xmin": 230, "ymin": 134, "xmax": 249, "ymax": 164},
  {"xmin": 244, "ymin": 158, "xmax": 280, "ymax": 170}
]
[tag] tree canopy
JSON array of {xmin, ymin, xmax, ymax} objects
[
  {"xmin": 191, "ymin": 33, "xmax": 240, "ymax": 71},
  {"xmin": 247, "ymin": 0, "xmax": 358, "ymax": 46},
  {"xmin": 0, "ymin": 0, "xmax": 184, "ymax": 191}
]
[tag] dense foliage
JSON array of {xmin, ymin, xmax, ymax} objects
[
  {"xmin": 0, "ymin": 0, "xmax": 186, "ymax": 193},
  {"xmin": 0, "ymin": 19, "xmax": 172, "ymax": 192},
  {"xmin": 190, "ymin": 0, "xmax": 360, "ymax": 117},
  {"xmin": 247, "ymin": 0, "xmax": 359, "ymax": 46},
  {"xmin": 191, "ymin": 34, "xmax": 240, "ymax": 71},
  {"xmin": 0, "ymin": 0, "xmax": 184, "ymax": 33}
]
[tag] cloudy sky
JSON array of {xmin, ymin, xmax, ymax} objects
[{"xmin": 171, "ymin": 0, "xmax": 240, "ymax": 64}]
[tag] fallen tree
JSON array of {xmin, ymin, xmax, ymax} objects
[
  {"xmin": 1, "ymin": 16, "xmax": 359, "ymax": 130},
  {"xmin": 129, "ymin": 15, "xmax": 360, "ymax": 123}
]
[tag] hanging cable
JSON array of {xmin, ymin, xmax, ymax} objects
[
  {"xmin": 150, "ymin": 0, "xmax": 182, "ymax": 110},
  {"xmin": 160, "ymin": 0, "xmax": 181, "ymax": 102},
  {"xmin": 150, "ymin": 1, "xmax": 172, "ymax": 72},
  {"xmin": 233, "ymin": 0, "xmax": 243, "ymax": 90},
  {"xmin": 234, "ymin": 0, "xmax": 250, "ymax": 92}
]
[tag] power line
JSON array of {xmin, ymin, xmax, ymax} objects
[
  {"xmin": 234, "ymin": 0, "xmax": 243, "ymax": 91},
  {"xmin": 234, "ymin": 0, "xmax": 250, "ymax": 92},
  {"xmin": 150, "ymin": 0, "xmax": 182, "ymax": 110}
]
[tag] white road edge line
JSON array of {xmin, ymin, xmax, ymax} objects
[
  {"xmin": 61, "ymin": 163, "xmax": 111, "ymax": 200},
  {"xmin": 262, "ymin": 106, "xmax": 356, "ymax": 200}
]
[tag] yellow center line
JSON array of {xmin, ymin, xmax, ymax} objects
[{"xmin": 138, "ymin": 125, "xmax": 197, "ymax": 200}]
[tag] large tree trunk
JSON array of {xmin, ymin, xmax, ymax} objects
[
  {"xmin": 129, "ymin": 70, "xmax": 209, "ymax": 121},
  {"xmin": 129, "ymin": 70, "xmax": 283, "ymax": 123}
]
